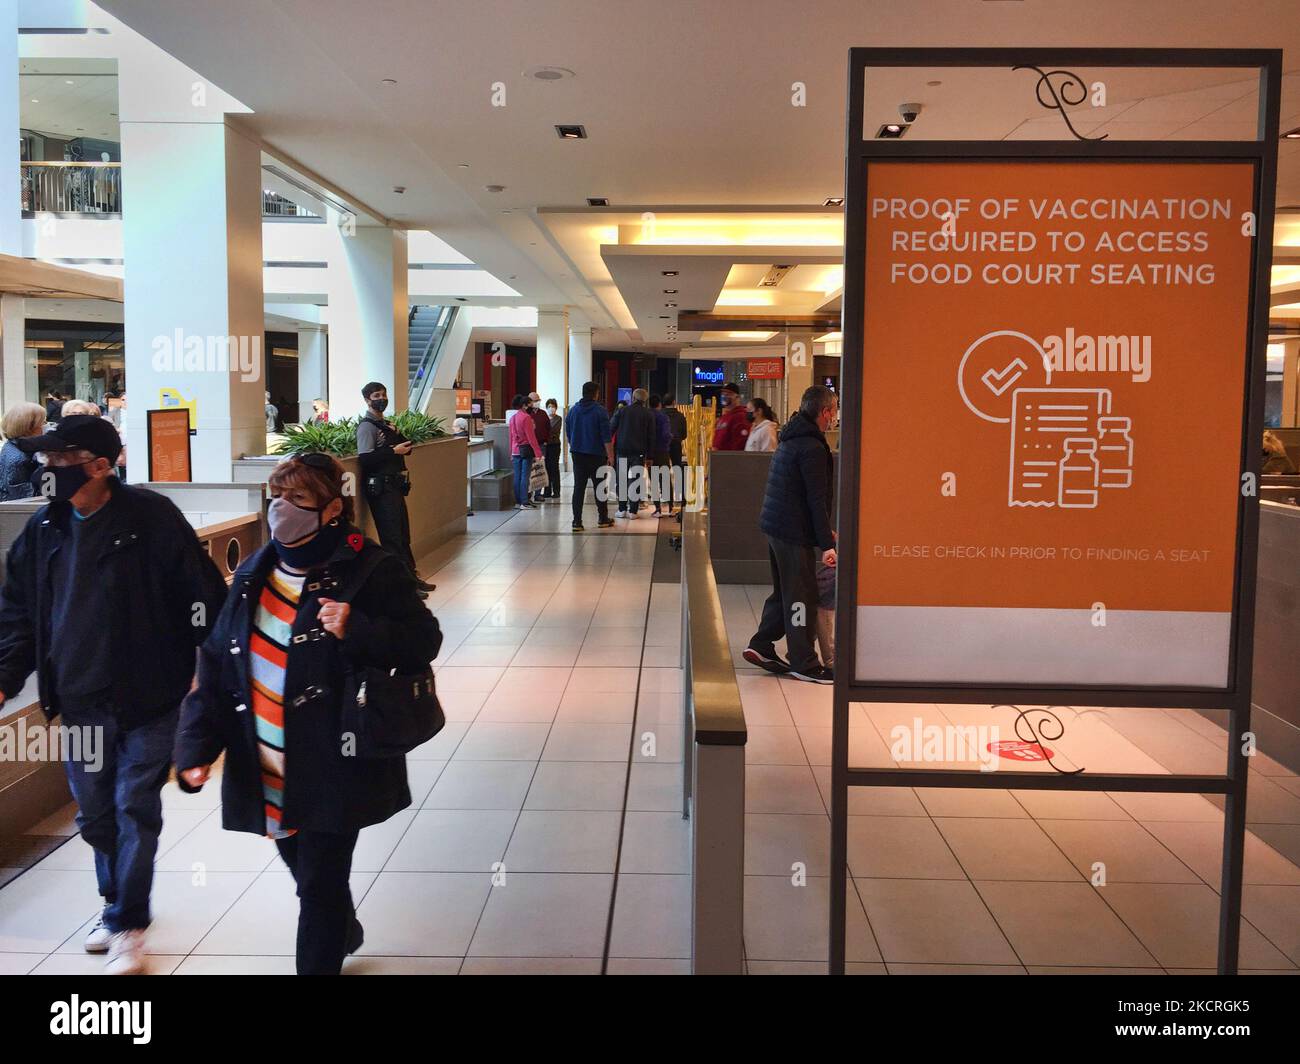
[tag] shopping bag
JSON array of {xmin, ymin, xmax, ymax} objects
[{"xmin": 528, "ymin": 458, "xmax": 549, "ymax": 493}]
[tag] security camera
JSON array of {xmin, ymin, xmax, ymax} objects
[{"xmin": 899, "ymin": 102, "xmax": 922, "ymax": 124}]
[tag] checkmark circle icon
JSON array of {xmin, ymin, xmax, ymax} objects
[{"xmin": 957, "ymin": 330, "xmax": 1053, "ymax": 423}]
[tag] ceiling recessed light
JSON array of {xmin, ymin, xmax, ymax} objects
[
  {"xmin": 664, "ymin": 302, "xmax": 677, "ymax": 308},
  {"xmin": 458, "ymin": 163, "xmax": 470, "ymax": 168},
  {"xmin": 1284, "ymin": 127, "xmax": 1300, "ymax": 139},
  {"xmin": 926, "ymin": 80, "xmax": 942, "ymax": 87},
  {"xmin": 65, "ymin": 79, "xmax": 74, "ymax": 85},
  {"xmin": 485, "ymin": 184, "xmax": 506, "ymax": 193},
  {"xmin": 876, "ymin": 123, "xmax": 907, "ymax": 139},
  {"xmin": 663, "ymin": 289, "xmax": 677, "ymax": 294},
  {"xmin": 392, "ymin": 185, "xmax": 405, "ymax": 194},
  {"xmin": 586, "ymin": 197, "xmax": 609, "ymax": 207},
  {"xmin": 30, "ymin": 98, "xmax": 38, "ymax": 103},
  {"xmin": 525, "ymin": 66, "xmax": 576, "ymax": 81},
  {"xmin": 823, "ymin": 197, "xmax": 844, "ymax": 207},
  {"xmin": 381, "ymin": 78, "xmax": 397, "ymax": 86},
  {"xmin": 661, "ymin": 270, "xmax": 678, "ymax": 277},
  {"xmin": 555, "ymin": 124, "xmax": 587, "ymax": 139}
]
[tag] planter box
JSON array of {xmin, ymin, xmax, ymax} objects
[{"xmin": 472, "ymin": 469, "xmax": 515, "ymax": 511}]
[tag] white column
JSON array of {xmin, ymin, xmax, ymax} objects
[
  {"xmin": 0, "ymin": 2, "xmax": 25, "ymax": 408},
  {"xmin": 327, "ymin": 226, "xmax": 409, "ymax": 418},
  {"xmin": 536, "ymin": 307, "xmax": 568, "ymax": 407},
  {"xmin": 567, "ymin": 323, "xmax": 592, "ymax": 407},
  {"xmin": 0, "ymin": 293, "xmax": 28, "ymax": 410},
  {"xmin": 297, "ymin": 325, "xmax": 328, "ymax": 410},
  {"xmin": 119, "ymin": 119, "xmax": 265, "ymax": 482}
]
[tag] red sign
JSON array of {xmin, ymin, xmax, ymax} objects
[
  {"xmin": 747, "ymin": 357, "xmax": 784, "ymax": 379},
  {"xmin": 987, "ymin": 739, "xmax": 1054, "ymax": 762}
]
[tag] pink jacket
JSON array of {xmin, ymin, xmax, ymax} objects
[{"xmin": 509, "ymin": 409, "xmax": 542, "ymax": 458}]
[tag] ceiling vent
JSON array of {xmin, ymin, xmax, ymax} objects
[{"xmin": 758, "ymin": 264, "xmax": 795, "ymax": 288}]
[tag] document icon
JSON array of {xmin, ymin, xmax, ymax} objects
[{"xmin": 1008, "ymin": 389, "xmax": 1113, "ymax": 507}]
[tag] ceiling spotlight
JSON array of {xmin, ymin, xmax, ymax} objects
[
  {"xmin": 65, "ymin": 79, "xmax": 74, "ymax": 85},
  {"xmin": 664, "ymin": 302, "xmax": 677, "ymax": 308},
  {"xmin": 392, "ymin": 185, "xmax": 406, "ymax": 194},
  {"xmin": 1284, "ymin": 127, "xmax": 1300, "ymax": 139},
  {"xmin": 586, "ymin": 197, "xmax": 609, "ymax": 206},
  {"xmin": 823, "ymin": 197, "xmax": 844, "ymax": 207},
  {"xmin": 30, "ymin": 98, "xmax": 38, "ymax": 103},
  {"xmin": 663, "ymin": 289, "xmax": 678, "ymax": 294},
  {"xmin": 381, "ymin": 78, "xmax": 397, "ymax": 86},
  {"xmin": 458, "ymin": 163, "xmax": 470, "ymax": 168},
  {"xmin": 555, "ymin": 124, "xmax": 587, "ymax": 139},
  {"xmin": 485, "ymin": 184, "xmax": 506, "ymax": 193},
  {"xmin": 661, "ymin": 270, "xmax": 678, "ymax": 277},
  {"xmin": 876, "ymin": 123, "xmax": 907, "ymax": 139}
]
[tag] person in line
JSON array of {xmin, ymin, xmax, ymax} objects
[
  {"xmin": 59, "ymin": 399, "xmax": 101, "ymax": 417},
  {"xmin": 45, "ymin": 391, "xmax": 65, "ymax": 423},
  {"xmin": 508, "ymin": 392, "xmax": 543, "ymax": 510},
  {"xmin": 310, "ymin": 398, "xmax": 330, "ymax": 424},
  {"xmin": 648, "ymin": 393, "xmax": 673, "ymax": 517},
  {"xmin": 356, "ymin": 381, "xmax": 432, "ymax": 599},
  {"xmin": 662, "ymin": 393, "xmax": 688, "ymax": 516},
  {"xmin": 815, "ymin": 556, "xmax": 835, "ymax": 671},
  {"xmin": 175, "ymin": 453, "xmax": 441, "ymax": 976},
  {"xmin": 542, "ymin": 398, "xmax": 563, "ymax": 501},
  {"xmin": 609, "ymin": 388, "xmax": 655, "ymax": 519},
  {"xmin": 0, "ymin": 402, "xmax": 45, "ymax": 501},
  {"xmin": 712, "ymin": 381, "xmax": 750, "ymax": 451},
  {"xmin": 744, "ymin": 385, "xmax": 838, "ymax": 685},
  {"xmin": 526, "ymin": 392, "xmax": 552, "ymax": 503},
  {"xmin": 452, "ymin": 416, "xmax": 470, "ymax": 437},
  {"xmin": 1263, "ymin": 429, "xmax": 1297, "ymax": 474},
  {"xmin": 565, "ymin": 381, "xmax": 614, "ymax": 533},
  {"xmin": 745, "ymin": 397, "xmax": 779, "ymax": 452},
  {"xmin": 264, "ymin": 391, "xmax": 279, "ymax": 434},
  {"xmin": 0, "ymin": 415, "xmax": 227, "ymax": 973}
]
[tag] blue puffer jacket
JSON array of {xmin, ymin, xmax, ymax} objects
[
  {"xmin": 565, "ymin": 397, "xmax": 612, "ymax": 456},
  {"xmin": 757, "ymin": 411, "xmax": 835, "ymax": 550}
]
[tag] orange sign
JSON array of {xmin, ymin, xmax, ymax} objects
[
  {"xmin": 747, "ymin": 357, "xmax": 785, "ymax": 379},
  {"xmin": 147, "ymin": 407, "xmax": 192, "ymax": 483},
  {"xmin": 855, "ymin": 160, "xmax": 1255, "ymax": 688},
  {"xmin": 455, "ymin": 387, "xmax": 473, "ymax": 415}
]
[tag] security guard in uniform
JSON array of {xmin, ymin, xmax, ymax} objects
[{"xmin": 355, "ymin": 382, "xmax": 433, "ymax": 598}]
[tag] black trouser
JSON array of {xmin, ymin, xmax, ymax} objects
[
  {"xmin": 542, "ymin": 442, "xmax": 562, "ymax": 498},
  {"xmin": 615, "ymin": 453, "xmax": 645, "ymax": 514},
  {"xmin": 368, "ymin": 487, "xmax": 416, "ymax": 576},
  {"xmin": 275, "ymin": 828, "xmax": 360, "ymax": 976},
  {"xmin": 750, "ymin": 535, "xmax": 821, "ymax": 673},
  {"xmin": 650, "ymin": 452, "xmax": 673, "ymax": 511},
  {"xmin": 571, "ymin": 451, "xmax": 609, "ymax": 524}
]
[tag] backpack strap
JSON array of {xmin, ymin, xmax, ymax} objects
[{"xmin": 333, "ymin": 546, "xmax": 389, "ymax": 605}]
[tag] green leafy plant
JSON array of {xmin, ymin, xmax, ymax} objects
[{"xmin": 272, "ymin": 411, "xmax": 446, "ymax": 457}]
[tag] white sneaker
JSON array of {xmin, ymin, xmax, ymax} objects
[
  {"xmin": 84, "ymin": 910, "xmax": 112, "ymax": 953},
  {"xmin": 615, "ymin": 511, "xmax": 629, "ymax": 519},
  {"xmin": 105, "ymin": 929, "xmax": 147, "ymax": 975},
  {"xmin": 627, "ymin": 510, "xmax": 638, "ymax": 520}
]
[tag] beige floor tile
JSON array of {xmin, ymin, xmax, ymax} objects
[
  {"xmin": 355, "ymin": 872, "xmax": 493, "ymax": 956},
  {"xmin": 468, "ymin": 873, "xmax": 612, "ymax": 958},
  {"xmin": 846, "ymin": 816, "xmax": 965, "ymax": 880},
  {"xmin": 627, "ymin": 763, "xmax": 685, "ymax": 812},
  {"xmin": 743, "ymin": 876, "xmax": 880, "ymax": 963},
  {"xmin": 524, "ymin": 762, "xmax": 628, "ymax": 811},
  {"xmin": 423, "ymin": 760, "xmax": 535, "ymax": 810},
  {"xmin": 746, "ymin": 814, "xmax": 831, "ymax": 876},
  {"xmin": 858, "ymin": 878, "xmax": 1020, "ymax": 965},
  {"xmin": 503, "ymin": 810, "xmax": 622, "ymax": 872},
  {"xmin": 916, "ymin": 788, "xmax": 1029, "ymax": 819},
  {"xmin": 620, "ymin": 813, "xmax": 691, "ymax": 874},
  {"xmin": 459, "ymin": 956, "xmax": 600, "ymax": 974},
  {"xmin": 1142, "ymin": 821, "xmax": 1300, "ymax": 888},
  {"xmin": 935, "ymin": 817, "xmax": 1083, "ymax": 882},
  {"xmin": 453, "ymin": 722, "xmax": 551, "ymax": 761},
  {"xmin": 608, "ymin": 873, "xmax": 692, "ymax": 958},
  {"xmin": 385, "ymin": 809, "xmax": 518, "ymax": 872},
  {"xmin": 747, "ymin": 765, "xmax": 826, "ymax": 815},
  {"xmin": 1037, "ymin": 819, "xmax": 1199, "ymax": 884}
]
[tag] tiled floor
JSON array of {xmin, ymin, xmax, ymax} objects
[
  {"xmin": 0, "ymin": 488, "xmax": 693, "ymax": 975},
  {"xmin": 721, "ymin": 581, "xmax": 1300, "ymax": 975}
]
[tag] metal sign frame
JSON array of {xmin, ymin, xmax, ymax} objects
[{"xmin": 832, "ymin": 47, "xmax": 1281, "ymax": 976}]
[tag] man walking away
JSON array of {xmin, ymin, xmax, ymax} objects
[
  {"xmin": 744, "ymin": 386, "xmax": 837, "ymax": 684},
  {"xmin": 609, "ymin": 388, "xmax": 655, "ymax": 518},
  {"xmin": 662, "ymin": 393, "xmax": 688, "ymax": 516},
  {"xmin": 648, "ymin": 394, "xmax": 673, "ymax": 517},
  {"xmin": 712, "ymin": 381, "xmax": 750, "ymax": 451},
  {"xmin": 565, "ymin": 381, "xmax": 615, "ymax": 532},
  {"xmin": 0, "ymin": 415, "xmax": 227, "ymax": 973},
  {"xmin": 356, "ymin": 382, "xmax": 432, "ymax": 599}
]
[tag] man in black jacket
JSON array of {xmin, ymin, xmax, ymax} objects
[
  {"xmin": 609, "ymin": 387, "xmax": 656, "ymax": 518},
  {"xmin": 355, "ymin": 381, "xmax": 431, "ymax": 598},
  {"xmin": 744, "ymin": 386, "xmax": 838, "ymax": 684},
  {"xmin": 0, "ymin": 415, "xmax": 227, "ymax": 972}
]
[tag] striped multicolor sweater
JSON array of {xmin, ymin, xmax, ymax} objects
[{"xmin": 249, "ymin": 564, "xmax": 308, "ymax": 838}]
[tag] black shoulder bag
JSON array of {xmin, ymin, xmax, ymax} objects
[{"xmin": 336, "ymin": 550, "xmax": 445, "ymax": 759}]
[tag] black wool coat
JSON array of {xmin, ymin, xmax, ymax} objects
[{"xmin": 174, "ymin": 532, "xmax": 442, "ymax": 835}]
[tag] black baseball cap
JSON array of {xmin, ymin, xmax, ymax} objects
[
  {"xmin": 15, "ymin": 414, "xmax": 122, "ymax": 462},
  {"xmin": 721, "ymin": 381, "xmax": 741, "ymax": 394}
]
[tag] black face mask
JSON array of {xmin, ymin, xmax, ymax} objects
[
  {"xmin": 30, "ymin": 460, "xmax": 93, "ymax": 502},
  {"xmin": 746, "ymin": 411, "xmax": 755, "ymax": 422},
  {"xmin": 369, "ymin": 397, "xmax": 389, "ymax": 414}
]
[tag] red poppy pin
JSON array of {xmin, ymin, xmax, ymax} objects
[{"xmin": 347, "ymin": 533, "xmax": 364, "ymax": 552}]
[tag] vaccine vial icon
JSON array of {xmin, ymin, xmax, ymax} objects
[
  {"xmin": 1058, "ymin": 437, "xmax": 1100, "ymax": 508},
  {"xmin": 1097, "ymin": 416, "xmax": 1134, "ymax": 489}
]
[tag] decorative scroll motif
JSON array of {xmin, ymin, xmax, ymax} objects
[
  {"xmin": 1009, "ymin": 705, "xmax": 1084, "ymax": 775},
  {"xmin": 1013, "ymin": 65, "xmax": 1108, "ymax": 142}
]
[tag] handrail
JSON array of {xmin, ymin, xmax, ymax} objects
[
  {"xmin": 681, "ymin": 509, "xmax": 746, "ymax": 974},
  {"xmin": 408, "ymin": 305, "xmax": 457, "ymax": 414},
  {"xmin": 21, "ymin": 161, "xmax": 121, "ymax": 214}
]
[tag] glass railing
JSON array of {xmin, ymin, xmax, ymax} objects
[
  {"xmin": 262, "ymin": 191, "xmax": 319, "ymax": 218},
  {"xmin": 21, "ymin": 161, "xmax": 121, "ymax": 214}
]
